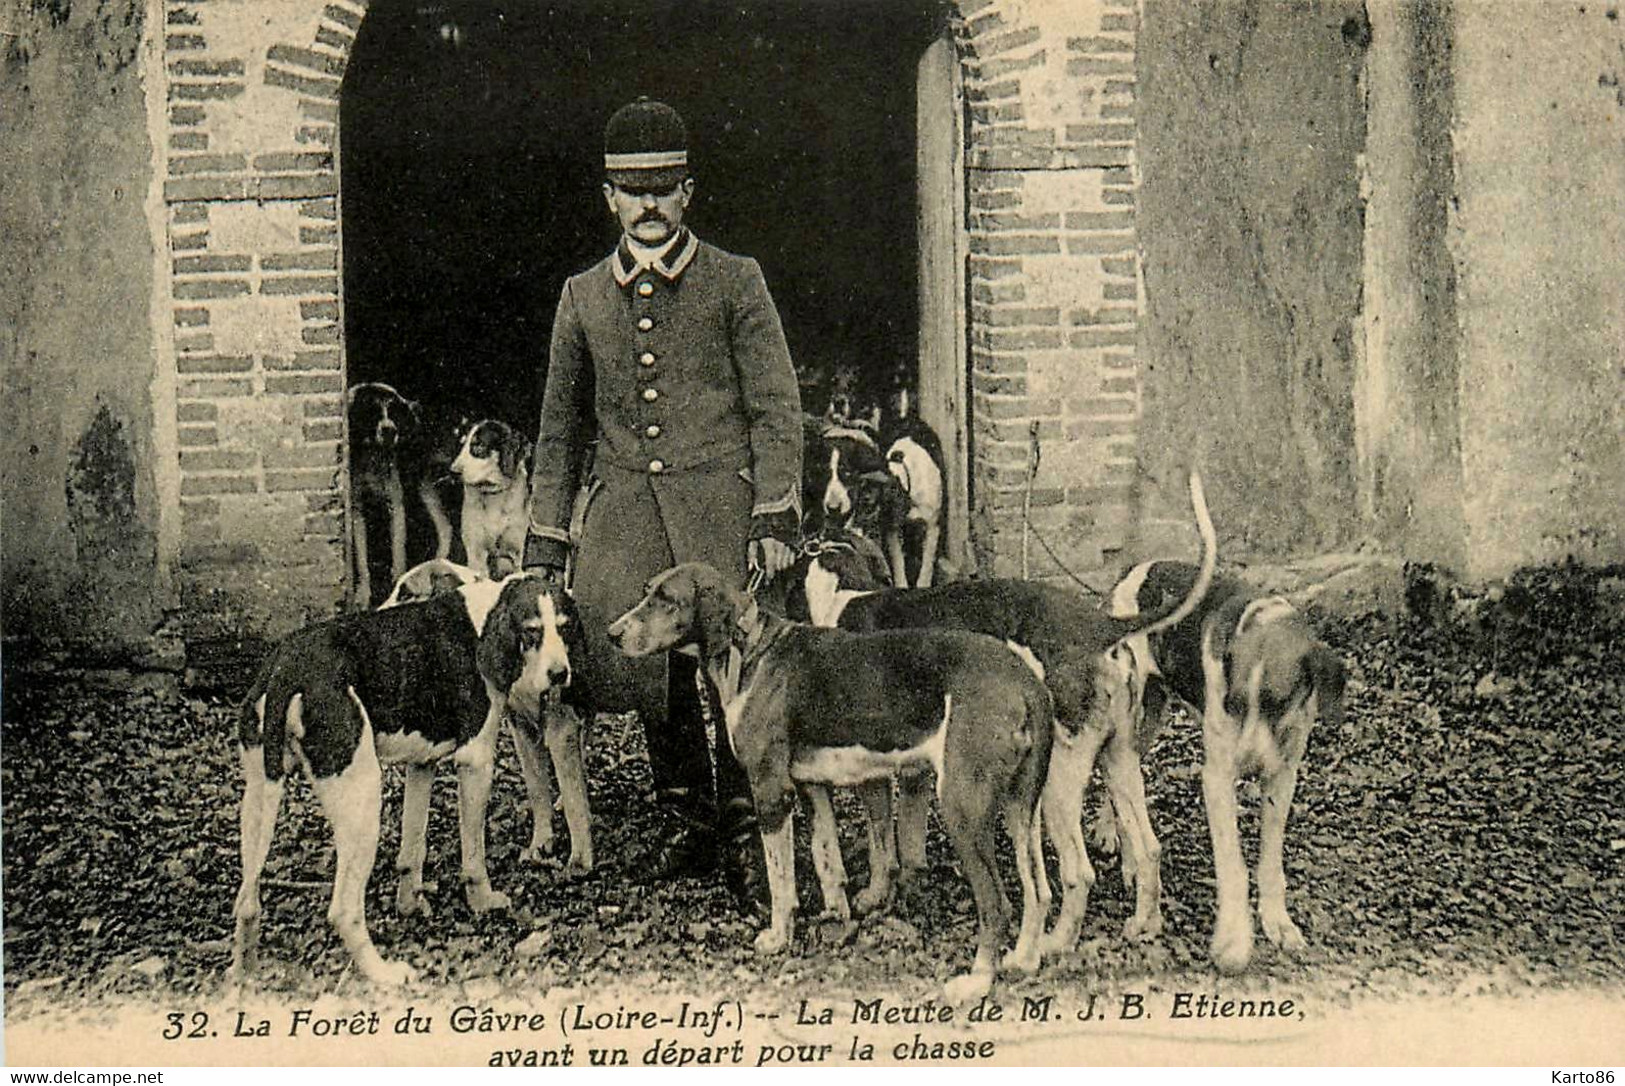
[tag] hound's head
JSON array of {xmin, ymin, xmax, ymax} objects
[
  {"xmin": 451, "ymin": 419, "xmax": 532, "ymax": 493},
  {"xmin": 347, "ymin": 382, "xmax": 420, "ymax": 451},
  {"xmin": 821, "ymin": 365, "xmax": 882, "ymax": 436},
  {"xmin": 472, "ymin": 573, "xmax": 580, "ymax": 722},
  {"xmin": 607, "ymin": 562, "xmax": 752, "ymax": 661},
  {"xmin": 380, "ymin": 558, "xmax": 483, "ymax": 608},
  {"xmin": 816, "ymin": 428, "xmax": 903, "ymax": 532}
]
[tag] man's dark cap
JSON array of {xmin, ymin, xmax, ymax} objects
[{"xmin": 604, "ymin": 97, "xmax": 689, "ymax": 190}]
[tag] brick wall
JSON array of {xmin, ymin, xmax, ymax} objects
[
  {"xmin": 158, "ymin": 0, "xmax": 361, "ymax": 645},
  {"xmin": 958, "ymin": 0, "xmax": 1142, "ymax": 580}
]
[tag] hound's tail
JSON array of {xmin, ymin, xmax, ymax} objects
[
  {"xmin": 1104, "ymin": 469, "xmax": 1217, "ymax": 644},
  {"xmin": 238, "ymin": 657, "xmax": 269, "ymax": 769},
  {"xmin": 255, "ymin": 661, "xmax": 304, "ymax": 784},
  {"xmin": 1015, "ymin": 668, "xmax": 1056, "ymax": 802},
  {"xmin": 1305, "ymin": 643, "xmax": 1347, "ymax": 733}
]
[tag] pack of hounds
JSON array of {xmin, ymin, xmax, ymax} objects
[{"xmin": 234, "ymin": 379, "xmax": 1346, "ymax": 1003}]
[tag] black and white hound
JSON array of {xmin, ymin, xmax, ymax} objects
[
  {"xmin": 1108, "ymin": 560, "xmax": 1347, "ymax": 973},
  {"xmin": 233, "ymin": 572, "xmax": 585, "ymax": 987},
  {"xmin": 450, "ymin": 419, "xmax": 533, "ymax": 580},
  {"xmin": 380, "ymin": 558, "xmax": 595, "ymax": 882},
  {"xmin": 608, "ymin": 562, "xmax": 1055, "ymax": 1004},
  {"xmin": 785, "ymin": 472, "xmax": 1216, "ymax": 957}
]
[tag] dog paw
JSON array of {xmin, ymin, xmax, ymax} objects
[
  {"xmin": 753, "ymin": 926, "xmax": 791, "ymax": 956},
  {"xmin": 943, "ymin": 970, "xmax": 993, "ymax": 1007},
  {"xmin": 395, "ymin": 885, "xmax": 433, "ymax": 918},
  {"xmin": 817, "ymin": 899, "xmax": 853, "ymax": 923},
  {"xmin": 466, "ymin": 884, "xmax": 512, "ymax": 913},
  {"xmin": 564, "ymin": 851, "xmax": 594, "ymax": 879},
  {"xmin": 1036, "ymin": 929, "xmax": 1074, "ymax": 961},
  {"xmin": 853, "ymin": 884, "xmax": 892, "ymax": 917},
  {"xmin": 1089, "ymin": 820, "xmax": 1121, "ymax": 857},
  {"xmin": 365, "ymin": 958, "xmax": 419, "ymax": 988},
  {"xmin": 1121, "ymin": 909, "xmax": 1163, "ymax": 943},
  {"xmin": 1001, "ymin": 947, "xmax": 1040, "ymax": 977},
  {"xmin": 1261, "ymin": 912, "xmax": 1306, "ymax": 955},
  {"xmin": 1209, "ymin": 925, "xmax": 1254, "ymax": 975},
  {"xmin": 812, "ymin": 915, "xmax": 858, "ymax": 949},
  {"xmin": 228, "ymin": 956, "xmax": 259, "ymax": 990},
  {"xmin": 231, "ymin": 917, "xmax": 261, "ymax": 977}
]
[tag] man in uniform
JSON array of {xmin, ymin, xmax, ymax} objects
[{"xmin": 522, "ymin": 98, "xmax": 802, "ymax": 910}]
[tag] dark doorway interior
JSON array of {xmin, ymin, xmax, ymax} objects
[{"xmin": 342, "ymin": 0, "xmax": 947, "ymax": 439}]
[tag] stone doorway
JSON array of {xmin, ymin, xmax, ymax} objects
[{"xmin": 339, "ymin": 0, "xmax": 955, "ymax": 586}]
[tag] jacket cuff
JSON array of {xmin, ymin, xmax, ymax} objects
[
  {"xmin": 749, "ymin": 510, "xmax": 801, "ymax": 544},
  {"xmin": 522, "ymin": 532, "xmax": 571, "ymax": 571}
]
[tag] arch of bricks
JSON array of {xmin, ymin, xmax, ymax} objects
[{"xmin": 155, "ymin": 0, "xmax": 1141, "ymax": 640}]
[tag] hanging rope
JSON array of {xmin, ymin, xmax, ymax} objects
[
  {"xmin": 1021, "ymin": 420, "xmax": 1040, "ymax": 581},
  {"xmin": 1019, "ymin": 420, "xmax": 1103, "ymax": 597}
]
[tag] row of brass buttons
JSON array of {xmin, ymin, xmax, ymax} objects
[{"xmin": 637, "ymin": 281, "xmax": 661, "ymax": 471}]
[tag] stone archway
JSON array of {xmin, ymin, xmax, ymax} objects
[{"xmin": 153, "ymin": 0, "xmax": 1144, "ymax": 648}]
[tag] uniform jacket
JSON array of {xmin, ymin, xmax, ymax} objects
[{"xmin": 526, "ymin": 230, "xmax": 803, "ymax": 567}]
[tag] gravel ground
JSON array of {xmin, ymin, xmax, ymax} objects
[{"xmin": 3, "ymin": 561, "xmax": 1621, "ymax": 1050}]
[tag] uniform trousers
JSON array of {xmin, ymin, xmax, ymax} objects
[{"xmin": 571, "ymin": 454, "xmax": 757, "ymax": 840}]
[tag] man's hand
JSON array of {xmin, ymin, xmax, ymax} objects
[{"xmin": 748, "ymin": 537, "xmax": 795, "ymax": 582}]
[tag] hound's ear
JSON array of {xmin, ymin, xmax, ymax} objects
[
  {"xmin": 399, "ymin": 399, "xmax": 423, "ymax": 436},
  {"xmin": 475, "ymin": 580, "xmax": 525, "ymax": 692},
  {"xmin": 691, "ymin": 572, "xmax": 740, "ymax": 659},
  {"xmin": 500, "ymin": 434, "xmax": 530, "ymax": 481},
  {"xmin": 556, "ymin": 589, "xmax": 586, "ymax": 648}
]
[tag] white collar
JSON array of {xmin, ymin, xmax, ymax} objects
[{"xmin": 625, "ymin": 234, "xmax": 679, "ymax": 270}]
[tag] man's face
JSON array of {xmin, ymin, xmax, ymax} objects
[{"xmin": 604, "ymin": 177, "xmax": 694, "ymax": 246}]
